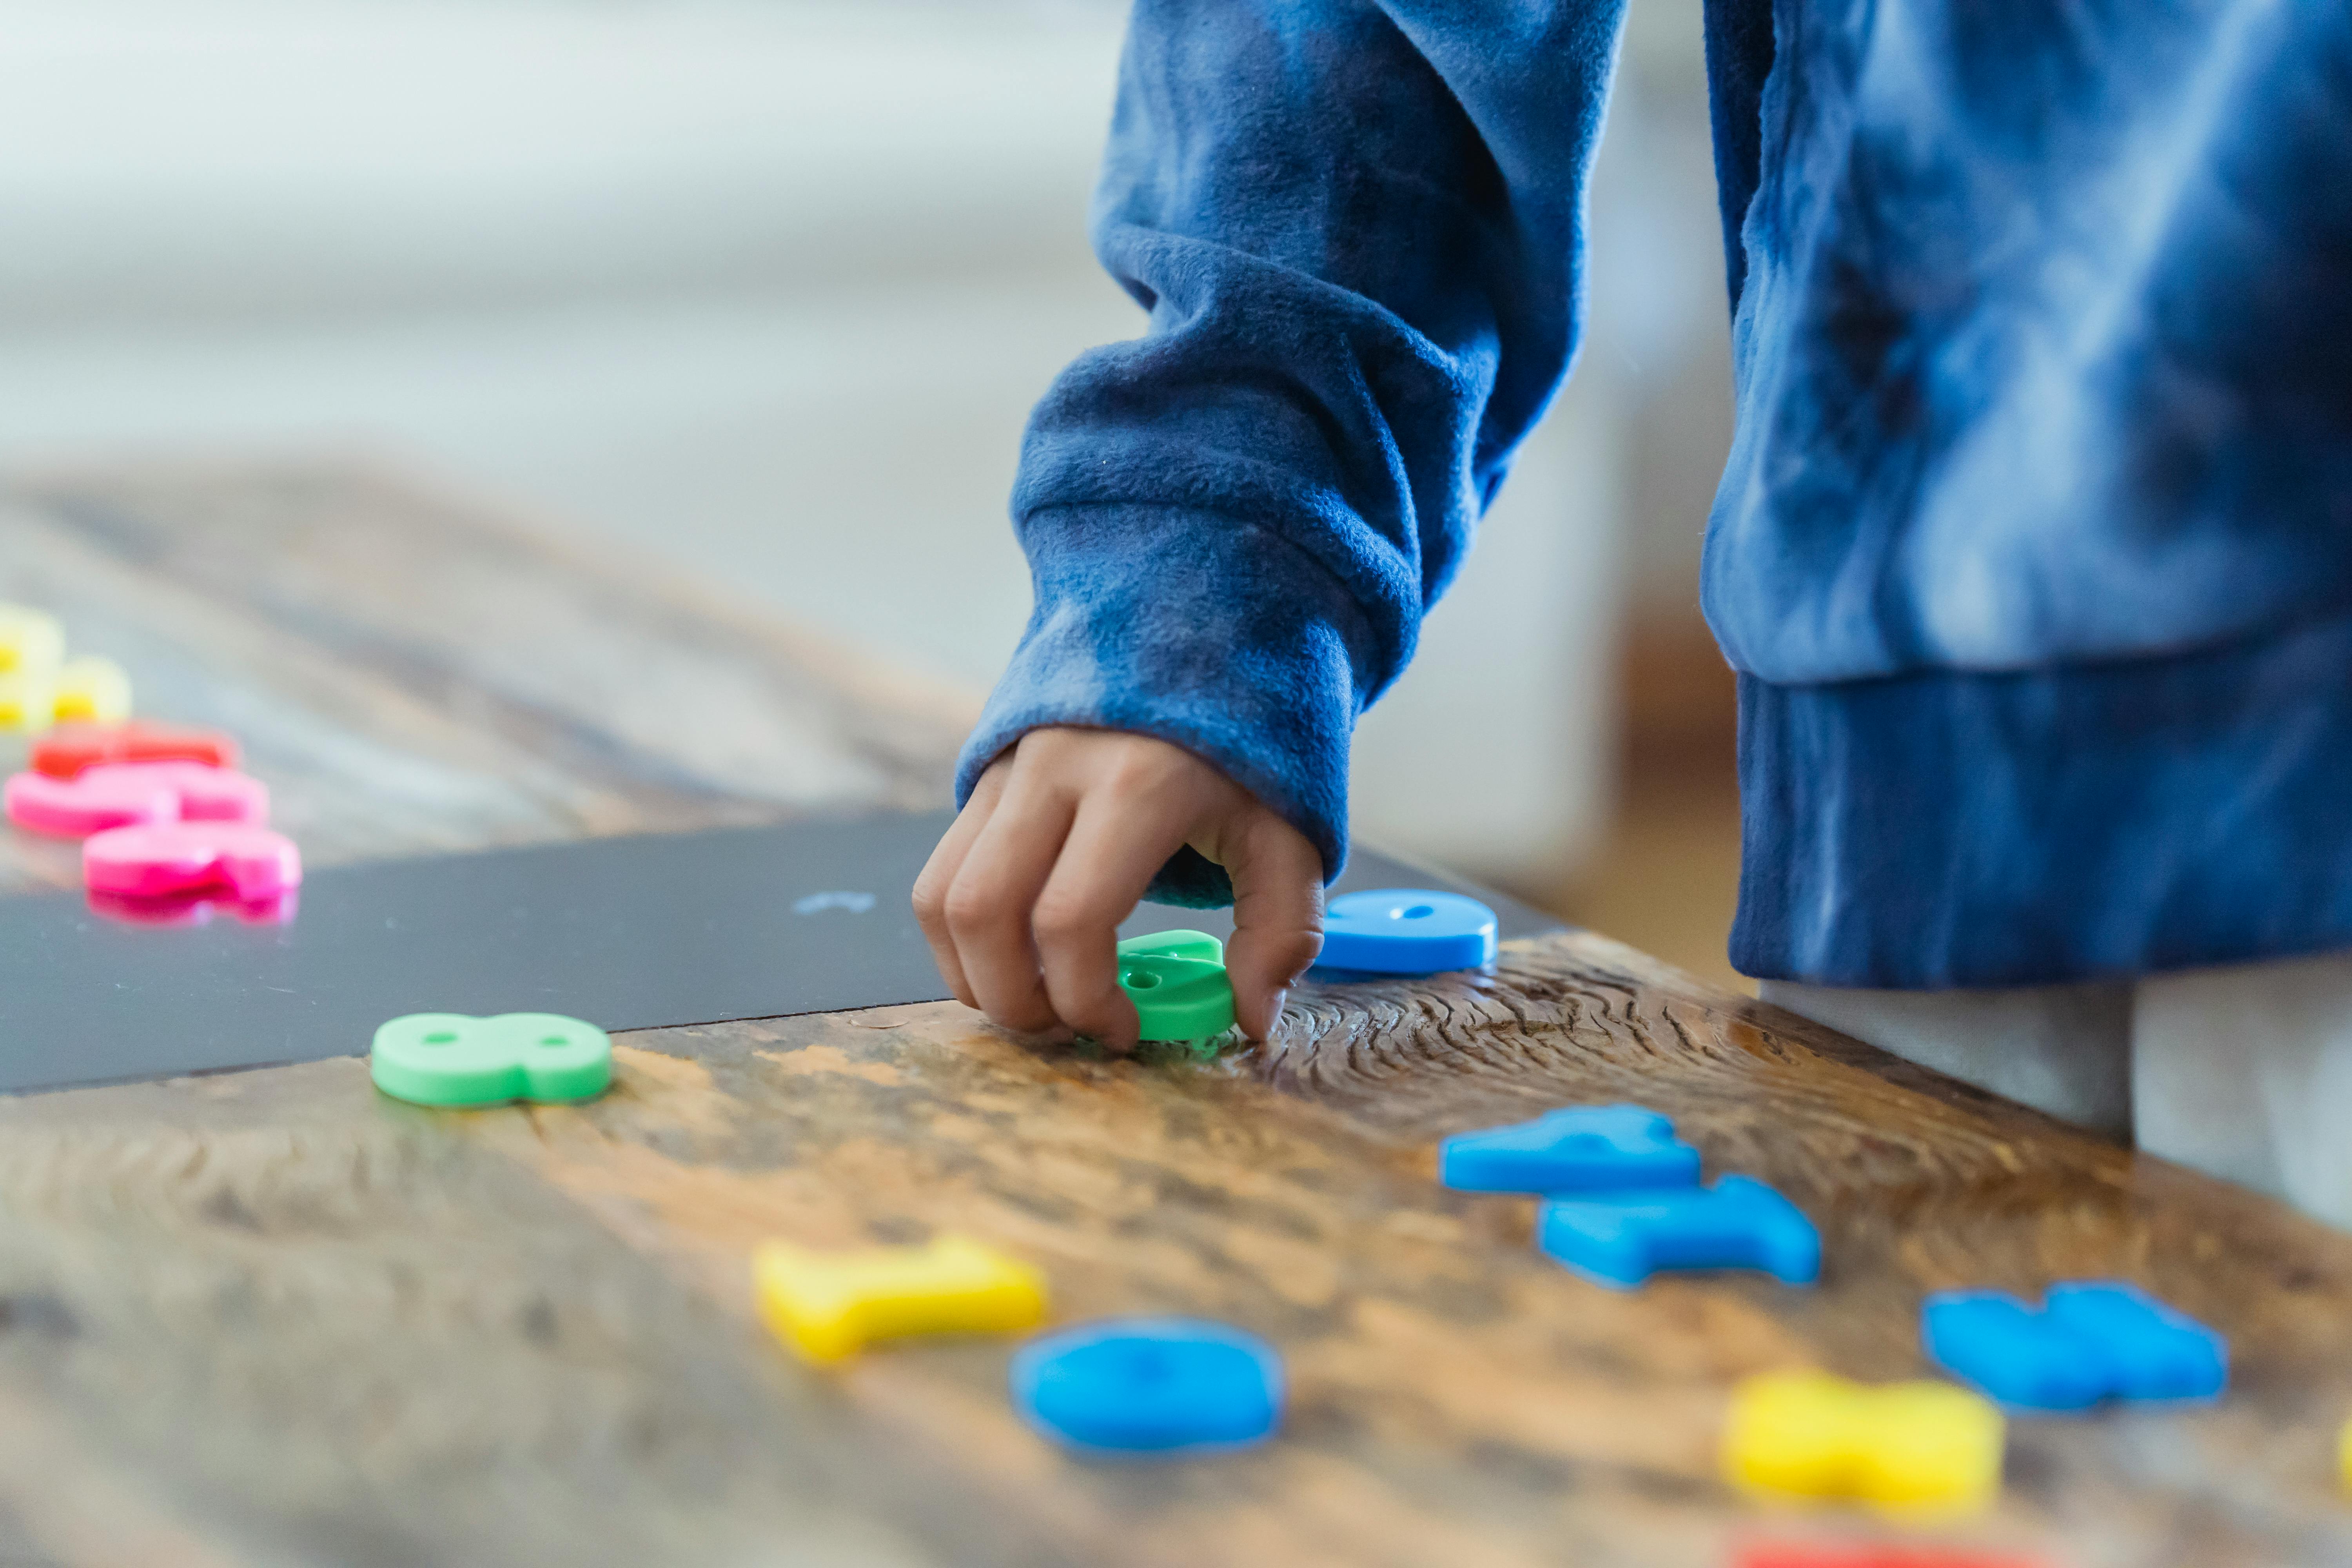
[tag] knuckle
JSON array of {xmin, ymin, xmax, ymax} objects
[
  {"xmin": 940, "ymin": 884, "xmax": 1001, "ymax": 935},
  {"xmin": 1030, "ymin": 891, "xmax": 1107, "ymax": 945}
]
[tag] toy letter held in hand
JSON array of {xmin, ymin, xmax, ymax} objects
[
  {"xmin": 33, "ymin": 720, "xmax": 241, "ymax": 779},
  {"xmin": 6, "ymin": 762, "xmax": 269, "ymax": 838},
  {"xmin": 82, "ymin": 822, "xmax": 301, "ymax": 901},
  {"xmin": 370, "ymin": 1013, "xmax": 613, "ymax": 1107},
  {"xmin": 1116, "ymin": 929, "xmax": 1236, "ymax": 1042}
]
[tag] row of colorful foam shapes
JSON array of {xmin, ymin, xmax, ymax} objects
[
  {"xmin": 1437, "ymin": 1104, "xmax": 2232, "ymax": 1394},
  {"xmin": 361, "ymin": 1014, "xmax": 1283, "ymax": 1455},
  {"xmin": 1439, "ymin": 1103, "xmax": 2250, "ymax": 1517},
  {"xmin": 0, "ymin": 605, "xmax": 132, "ymax": 730},
  {"xmin": 754, "ymin": 1236, "xmax": 1283, "ymax": 1455},
  {"xmin": 359, "ymin": 1022, "xmax": 2328, "ymax": 1506},
  {"xmin": 1441, "ymin": 1103, "xmax": 1820, "ymax": 1287},
  {"xmin": 1, "ymin": 720, "xmax": 303, "ymax": 914}
]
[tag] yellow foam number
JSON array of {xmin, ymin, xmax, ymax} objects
[
  {"xmin": 0, "ymin": 609, "xmax": 130, "ymax": 730},
  {"xmin": 753, "ymin": 1234, "xmax": 1048, "ymax": 1363},
  {"xmin": 51, "ymin": 656, "xmax": 131, "ymax": 725},
  {"xmin": 1724, "ymin": 1370, "xmax": 2005, "ymax": 1517},
  {"xmin": 0, "ymin": 671, "xmax": 53, "ymax": 731},
  {"xmin": 0, "ymin": 605, "xmax": 63, "ymax": 730},
  {"xmin": 0, "ymin": 606, "xmax": 62, "ymax": 676}
]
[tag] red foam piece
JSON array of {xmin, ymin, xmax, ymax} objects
[
  {"xmin": 1737, "ymin": 1545, "xmax": 2051, "ymax": 1568},
  {"xmin": 32, "ymin": 720, "xmax": 241, "ymax": 780},
  {"xmin": 6, "ymin": 762, "xmax": 269, "ymax": 838},
  {"xmin": 83, "ymin": 822, "xmax": 301, "ymax": 901}
]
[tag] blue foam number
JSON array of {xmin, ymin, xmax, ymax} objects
[
  {"xmin": 1922, "ymin": 1281, "xmax": 2226, "ymax": 1410},
  {"xmin": 1537, "ymin": 1175, "xmax": 1820, "ymax": 1289},
  {"xmin": 1440, "ymin": 1104, "xmax": 1702, "ymax": 1195},
  {"xmin": 1318, "ymin": 888, "xmax": 1497, "ymax": 975},
  {"xmin": 1011, "ymin": 1317, "xmax": 1283, "ymax": 1456}
]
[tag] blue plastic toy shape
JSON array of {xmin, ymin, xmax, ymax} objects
[
  {"xmin": 1318, "ymin": 888, "xmax": 1497, "ymax": 974},
  {"xmin": 1537, "ymin": 1175, "xmax": 1820, "ymax": 1289},
  {"xmin": 1439, "ymin": 1104, "xmax": 1702, "ymax": 1196},
  {"xmin": 1011, "ymin": 1317, "xmax": 1283, "ymax": 1457},
  {"xmin": 1921, "ymin": 1281, "xmax": 2227, "ymax": 1410}
]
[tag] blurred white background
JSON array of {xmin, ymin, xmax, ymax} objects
[{"xmin": 0, "ymin": 0, "xmax": 1732, "ymax": 893}]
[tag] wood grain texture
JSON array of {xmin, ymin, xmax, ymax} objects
[
  {"xmin": 0, "ymin": 465, "xmax": 2343, "ymax": 1568},
  {"xmin": 0, "ymin": 460, "xmax": 974, "ymax": 890}
]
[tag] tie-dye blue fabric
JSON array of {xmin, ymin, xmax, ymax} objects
[
  {"xmin": 1715, "ymin": 0, "xmax": 2352, "ymax": 681},
  {"xmin": 959, "ymin": 0, "xmax": 2352, "ymax": 986}
]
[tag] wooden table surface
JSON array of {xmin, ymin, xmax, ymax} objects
[{"xmin": 0, "ymin": 463, "xmax": 2347, "ymax": 1568}]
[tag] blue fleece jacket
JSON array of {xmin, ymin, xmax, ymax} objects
[{"xmin": 958, "ymin": 0, "xmax": 2352, "ymax": 989}]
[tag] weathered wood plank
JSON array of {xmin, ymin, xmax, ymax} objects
[
  {"xmin": 0, "ymin": 463, "xmax": 2342, "ymax": 1568},
  {"xmin": 6, "ymin": 935, "xmax": 2339, "ymax": 1568},
  {"xmin": 0, "ymin": 1061, "xmax": 1061, "ymax": 1568},
  {"xmin": 0, "ymin": 461, "xmax": 973, "ymax": 890}
]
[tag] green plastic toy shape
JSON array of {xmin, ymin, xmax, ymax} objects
[
  {"xmin": 1116, "ymin": 929, "xmax": 1236, "ymax": 1043},
  {"xmin": 370, "ymin": 1012, "xmax": 613, "ymax": 1107}
]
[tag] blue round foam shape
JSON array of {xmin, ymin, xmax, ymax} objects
[
  {"xmin": 1318, "ymin": 889, "xmax": 1498, "ymax": 974},
  {"xmin": 1010, "ymin": 1317, "xmax": 1283, "ymax": 1456}
]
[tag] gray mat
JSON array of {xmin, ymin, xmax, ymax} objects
[{"xmin": 0, "ymin": 809, "xmax": 1563, "ymax": 1095}]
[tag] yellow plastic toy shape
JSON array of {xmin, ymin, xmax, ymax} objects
[
  {"xmin": 0, "ymin": 606, "xmax": 62, "ymax": 676},
  {"xmin": 2339, "ymin": 1414, "xmax": 2352, "ymax": 1495},
  {"xmin": 0, "ymin": 606, "xmax": 131, "ymax": 730},
  {"xmin": 753, "ymin": 1234, "xmax": 1048, "ymax": 1363},
  {"xmin": 0, "ymin": 606, "xmax": 63, "ymax": 730},
  {"xmin": 1724, "ymin": 1370, "xmax": 2005, "ymax": 1518},
  {"xmin": 52, "ymin": 656, "xmax": 132, "ymax": 725},
  {"xmin": 0, "ymin": 670, "xmax": 53, "ymax": 731}
]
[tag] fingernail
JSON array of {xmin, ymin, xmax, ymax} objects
[{"xmin": 1264, "ymin": 989, "xmax": 1289, "ymax": 1034}]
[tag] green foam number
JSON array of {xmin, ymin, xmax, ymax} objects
[
  {"xmin": 1115, "ymin": 929, "xmax": 1235, "ymax": 1043},
  {"xmin": 1117, "ymin": 929, "xmax": 1225, "ymax": 966},
  {"xmin": 370, "ymin": 1012, "xmax": 613, "ymax": 1107}
]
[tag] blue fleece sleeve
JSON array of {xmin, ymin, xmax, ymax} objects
[{"xmin": 958, "ymin": 0, "xmax": 1629, "ymax": 905}]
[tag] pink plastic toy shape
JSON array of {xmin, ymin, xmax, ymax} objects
[
  {"xmin": 87, "ymin": 888, "xmax": 299, "ymax": 929},
  {"xmin": 5, "ymin": 762, "xmax": 270, "ymax": 838},
  {"xmin": 83, "ymin": 822, "xmax": 301, "ymax": 901}
]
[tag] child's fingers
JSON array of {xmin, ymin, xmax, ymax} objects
[
  {"xmin": 1221, "ymin": 814, "xmax": 1325, "ymax": 1040},
  {"xmin": 911, "ymin": 763, "xmax": 1009, "ymax": 1009},
  {"xmin": 1032, "ymin": 791, "xmax": 1194, "ymax": 1053},
  {"xmin": 940, "ymin": 768, "xmax": 1077, "ymax": 1035}
]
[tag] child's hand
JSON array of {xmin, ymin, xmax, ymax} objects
[{"xmin": 913, "ymin": 728, "xmax": 1323, "ymax": 1053}]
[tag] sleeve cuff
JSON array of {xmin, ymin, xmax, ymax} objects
[{"xmin": 955, "ymin": 503, "xmax": 1370, "ymax": 907}]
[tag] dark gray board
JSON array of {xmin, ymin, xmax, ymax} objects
[{"xmin": 0, "ymin": 809, "xmax": 1564, "ymax": 1096}]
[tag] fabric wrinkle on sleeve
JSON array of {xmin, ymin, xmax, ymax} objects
[{"xmin": 959, "ymin": 0, "xmax": 1631, "ymax": 906}]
